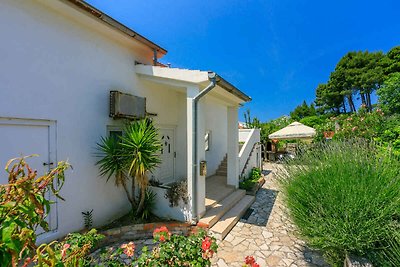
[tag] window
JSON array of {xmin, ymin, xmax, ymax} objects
[
  {"xmin": 205, "ymin": 130, "xmax": 211, "ymax": 151},
  {"xmin": 107, "ymin": 125, "xmax": 123, "ymax": 140}
]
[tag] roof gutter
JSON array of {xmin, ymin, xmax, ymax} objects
[
  {"xmin": 60, "ymin": 0, "xmax": 167, "ymax": 57},
  {"xmin": 215, "ymin": 75, "xmax": 252, "ymax": 102},
  {"xmin": 191, "ymin": 72, "xmax": 217, "ymax": 223}
]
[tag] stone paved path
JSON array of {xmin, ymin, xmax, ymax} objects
[{"xmin": 213, "ymin": 163, "xmax": 328, "ymax": 267}]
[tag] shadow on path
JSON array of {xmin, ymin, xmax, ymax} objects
[{"xmin": 240, "ymin": 187, "xmax": 278, "ymax": 226}]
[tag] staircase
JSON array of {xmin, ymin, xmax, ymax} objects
[
  {"xmin": 215, "ymin": 154, "xmax": 227, "ymax": 176},
  {"xmin": 240, "ymin": 143, "xmax": 258, "ymax": 179},
  {"xmin": 200, "ymin": 175, "xmax": 255, "ymax": 241}
]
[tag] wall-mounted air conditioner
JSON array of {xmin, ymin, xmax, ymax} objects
[{"xmin": 109, "ymin": 91, "xmax": 146, "ymax": 119}]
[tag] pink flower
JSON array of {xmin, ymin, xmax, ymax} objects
[
  {"xmin": 61, "ymin": 243, "xmax": 70, "ymax": 259},
  {"xmin": 120, "ymin": 242, "xmax": 135, "ymax": 258},
  {"xmin": 352, "ymin": 126, "xmax": 357, "ymax": 132}
]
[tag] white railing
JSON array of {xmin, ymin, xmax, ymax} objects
[{"xmin": 238, "ymin": 129, "xmax": 260, "ymax": 177}]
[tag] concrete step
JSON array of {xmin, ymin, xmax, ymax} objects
[
  {"xmin": 199, "ymin": 189, "xmax": 245, "ymax": 228},
  {"xmin": 205, "ymin": 184, "xmax": 235, "ymax": 210},
  {"xmin": 217, "ymin": 166, "xmax": 227, "ymax": 171},
  {"xmin": 219, "ymin": 162, "xmax": 228, "ymax": 168},
  {"xmin": 209, "ymin": 195, "xmax": 255, "ymax": 241},
  {"xmin": 216, "ymin": 171, "xmax": 227, "ymax": 176}
]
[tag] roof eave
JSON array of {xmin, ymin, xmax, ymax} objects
[
  {"xmin": 60, "ymin": 0, "xmax": 167, "ymax": 57},
  {"xmin": 215, "ymin": 74, "xmax": 252, "ymax": 103}
]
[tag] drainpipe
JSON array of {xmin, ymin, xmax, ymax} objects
[{"xmin": 191, "ymin": 72, "xmax": 218, "ymax": 223}]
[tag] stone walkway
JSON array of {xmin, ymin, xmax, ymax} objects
[{"xmin": 213, "ymin": 163, "xmax": 328, "ymax": 267}]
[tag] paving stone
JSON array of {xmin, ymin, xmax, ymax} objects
[{"xmin": 213, "ymin": 163, "xmax": 328, "ymax": 267}]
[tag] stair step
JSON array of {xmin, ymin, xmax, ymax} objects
[
  {"xmin": 210, "ymin": 195, "xmax": 255, "ymax": 241},
  {"xmin": 216, "ymin": 171, "xmax": 227, "ymax": 176},
  {"xmin": 217, "ymin": 166, "xmax": 227, "ymax": 171},
  {"xmin": 199, "ymin": 190, "xmax": 246, "ymax": 228},
  {"xmin": 219, "ymin": 162, "xmax": 228, "ymax": 167},
  {"xmin": 205, "ymin": 184, "xmax": 235, "ymax": 209}
]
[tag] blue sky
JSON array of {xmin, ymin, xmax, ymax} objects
[{"xmin": 86, "ymin": 0, "xmax": 400, "ymax": 121}]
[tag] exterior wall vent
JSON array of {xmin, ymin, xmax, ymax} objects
[{"xmin": 109, "ymin": 91, "xmax": 146, "ymax": 119}]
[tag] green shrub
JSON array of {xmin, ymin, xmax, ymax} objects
[
  {"xmin": 239, "ymin": 168, "xmax": 262, "ymax": 191},
  {"xmin": 250, "ymin": 167, "xmax": 261, "ymax": 179},
  {"xmin": 279, "ymin": 140, "xmax": 400, "ymax": 266},
  {"xmin": 140, "ymin": 189, "xmax": 156, "ymax": 220},
  {"xmin": 136, "ymin": 226, "xmax": 217, "ymax": 266},
  {"xmin": 370, "ymin": 228, "xmax": 400, "ymax": 266}
]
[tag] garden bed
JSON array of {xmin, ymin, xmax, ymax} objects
[
  {"xmin": 239, "ymin": 167, "xmax": 264, "ymax": 195},
  {"xmin": 99, "ymin": 221, "xmax": 192, "ymax": 247},
  {"xmin": 248, "ymin": 177, "xmax": 265, "ymax": 195}
]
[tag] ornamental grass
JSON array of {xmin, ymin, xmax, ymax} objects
[{"xmin": 279, "ymin": 140, "xmax": 400, "ymax": 266}]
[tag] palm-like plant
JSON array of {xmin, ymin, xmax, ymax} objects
[
  {"xmin": 96, "ymin": 118, "xmax": 161, "ymax": 216},
  {"xmin": 121, "ymin": 118, "xmax": 161, "ymax": 216},
  {"xmin": 96, "ymin": 135, "xmax": 136, "ymax": 209}
]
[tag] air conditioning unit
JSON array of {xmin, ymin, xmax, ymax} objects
[{"xmin": 109, "ymin": 91, "xmax": 146, "ymax": 119}]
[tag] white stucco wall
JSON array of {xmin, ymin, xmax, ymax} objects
[
  {"xmin": 239, "ymin": 129, "xmax": 262, "ymax": 179},
  {"xmin": 203, "ymin": 96, "xmax": 228, "ymax": 176},
  {"xmin": 0, "ymin": 0, "xmax": 186, "ymax": 242}
]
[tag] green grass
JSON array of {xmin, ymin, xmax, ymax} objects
[{"xmin": 279, "ymin": 140, "xmax": 400, "ymax": 266}]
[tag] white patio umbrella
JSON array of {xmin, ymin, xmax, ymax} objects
[{"xmin": 268, "ymin": 122, "xmax": 316, "ymax": 140}]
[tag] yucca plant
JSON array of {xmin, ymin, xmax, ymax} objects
[
  {"xmin": 121, "ymin": 118, "xmax": 161, "ymax": 216},
  {"xmin": 96, "ymin": 134, "xmax": 136, "ymax": 210},
  {"xmin": 96, "ymin": 118, "xmax": 161, "ymax": 216}
]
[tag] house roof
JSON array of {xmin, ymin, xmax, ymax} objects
[
  {"xmin": 59, "ymin": 0, "xmax": 167, "ymax": 58},
  {"xmin": 268, "ymin": 122, "xmax": 316, "ymax": 140},
  {"xmin": 135, "ymin": 65, "xmax": 251, "ymax": 103}
]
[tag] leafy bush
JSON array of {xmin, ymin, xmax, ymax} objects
[
  {"xmin": 239, "ymin": 168, "xmax": 262, "ymax": 191},
  {"xmin": 279, "ymin": 140, "xmax": 400, "ymax": 266},
  {"xmin": 164, "ymin": 180, "xmax": 188, "ymax": 207},
  {"xmin": 0, "ymin": 156, "xmax": 70, "ymax": 266},
  {"xmin": 250, "ymin": 167, "xmax": 261, "ymax": 179},
  {"xmin": 0, "ymin": 156, "xmax": 105, "ymax": 267},
  {"xmin": 99, "ymin": 226, "xmax": 218, "ymax": 266},
  {"xmin": 136, "ymin": 226, "xmax": 217, "ymax": 266}
]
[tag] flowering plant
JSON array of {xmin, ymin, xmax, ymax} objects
[
  {"xmin": 243, "ymin": 255, "xmax": 260, "ymax": 267},
  {"xmin": 153, "ymin": 225, "xmax": 171, "ymax": 242},
  {"xmin": 136, "ymin": 226, "xmax": 218, "ymax": 266}
]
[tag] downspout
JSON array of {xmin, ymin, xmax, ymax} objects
[{"xmin": 191, "ymin": 72, "xmax": 218, "ymax": 223}]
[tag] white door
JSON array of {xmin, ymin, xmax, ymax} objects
[
  {"xmin": 0, "ymin": 118, "xmax": 57, "ymax": 234},
  {"xmin": 156, "ymin": 128, "xmax": 175, "ymax": 184}
]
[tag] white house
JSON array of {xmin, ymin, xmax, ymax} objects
[{"xmin": 0, "ymin": 0, "xmax": 255, "ymax": 242}]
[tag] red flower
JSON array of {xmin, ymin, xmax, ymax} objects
[
  {"xmin": 245, "ymin": 256, "xmax": 256, "ymax": 265},
  {"xmin": 251, "ymin": 263, "xmax": 260, "ymax": 267},
  {"xmin": 153, "ymin": 226, "xmax": 170, "ymax": 242},
  {"xmin": 202, "ymin": 237, "xmax": 212, "ymax": 251}
]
